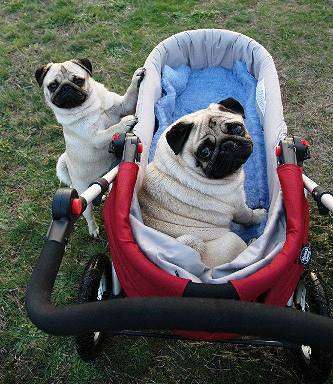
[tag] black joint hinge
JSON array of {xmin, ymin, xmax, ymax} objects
[
  {"xmin": 49, "ymin": 188, "xmax": 80, "ymax": 244},
  {"xmin": 293, "ymin": 136, "xmax": 311, "ymax": 166},
  {"xmin": 52, "ymin": 188, "xmax": 78, "ymax": 220},
  {"xmin": 109, "ymin": 132, "xmax": 127, "ymax": 161},
  {"xmin": 89, "ymin": 178, "xmax": 109, "ymax": 207},
  {"xmin": 275, "ymin": 136, "xmax": 311, "ymax": 166},
  {"xmin": 312, "ymin": 186, "xmax": 333, "ymax": 215}
]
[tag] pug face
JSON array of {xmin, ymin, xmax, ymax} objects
[
  {"xmin": 35, "ymin": 58, "xmax": 93, "ymax": 109},
  {"xmin": 165, "ymin": 98, "xmax": 253, "ymax": 179}
]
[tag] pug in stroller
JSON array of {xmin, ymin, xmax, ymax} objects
[
  {"xmin": 139, "ymin": 98, "xmax": 266, "ymax": 267},
  {"xmin": 35, "ymin": 58, "xmax": 145, "ymax": 237}
]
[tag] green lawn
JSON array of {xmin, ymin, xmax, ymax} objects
[{"xmin": 1, "ymin": 0, "xmax": 332, "ymax": 383}]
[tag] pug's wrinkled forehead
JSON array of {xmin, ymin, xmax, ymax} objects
[
  {"xmin": 35, "ymin": 58, "xmax": 92, "ymax": 88},
  {"xmin": 192, "ymin": 102, "xmax": 244, "ymax": 136},
  {"xmin": 207, "ymin": 102, "xmax": 244, "ymax": 121},
  {"xmin": 44, "ymin": 61, "xmax": 89, "ymax": 86}
]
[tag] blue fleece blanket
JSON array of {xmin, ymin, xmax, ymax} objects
[{"xmin": 150, "ymin": 62, "xmax": 269, "ymax": 242}]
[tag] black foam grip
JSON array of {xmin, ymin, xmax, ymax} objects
[
  {"xmin": 90, "ymin": 178, "xmax": 109, "ymax": 194},
  {"xmin": 26, "ymin": 240, "xmax": 65, "ymax": 306},
  {"xmin": 25, "ymin": 240, "xmax": 333, "ymax": 351}
]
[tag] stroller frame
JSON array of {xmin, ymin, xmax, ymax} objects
[{"xmin": 26, "ymin": 133, "xmax": 333, "ymax": 341}]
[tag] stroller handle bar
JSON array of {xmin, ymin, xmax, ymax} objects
[{"xmin": 26, "ymin": 237, "xmax": 333, "ymax": 350}]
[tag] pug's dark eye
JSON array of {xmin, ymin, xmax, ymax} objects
[
  {"xmin": 198, "ymin": 146, "xmax": 212, "ymax": 160},
  {"xmin": 47, "ymin": 80, "xmax": 59, "ymax": 92},
  {"xmin": 72, "ymin": 76, "xmax": 84, "ymax": 87},
  {"xmin": 209, "ymin": 119, "xmax": 217, "ymax": 128},
  {"xmin": 227, "ymin": 123, "xmax": 245, "ymax": 136}
]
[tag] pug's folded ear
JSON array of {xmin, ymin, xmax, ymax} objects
[
  {"xmin": 35, "ymin": 63, "xmax": 52, "ymax": 87},
  {"xmin": 218, "ymin": 98, "xmax": 245, "ymax": 118},
  {"xmin": 72, "ymin": 58, "xmax": 92, "ymax": 76},
  {"xmin": 166, "ymin": 120, "xmax": 194, "ymax": 155}
]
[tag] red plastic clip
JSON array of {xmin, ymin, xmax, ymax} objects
[
  {"xmin": 112, "ymin": 134, "xmax": 120, "ymax": 141},
  {"xmin": 71, "ymin": 198, "xmax": 83, "ymax": 216},
  {"xmin": 137, "ymin": 143, "xmax": 143, "ymax": 153},
  {"xmin": 300, "ymin": 138, "xmax": 309, "ymax": 147},
  {"xmin": 275, "ymin": 145, "xmax": 282, "ymax": 157}
]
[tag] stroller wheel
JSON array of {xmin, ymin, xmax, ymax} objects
[
  {"xmin": 75, "ymin": 253, "xmax": 115, "ymax": 361},
  {"xmin": 291, "ymin": 270, "xmax": 333, "ymax": 383}
]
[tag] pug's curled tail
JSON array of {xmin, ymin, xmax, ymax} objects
[{"xmin": 56, "ymin": 153, "xmax": 72, "ymax": 186}]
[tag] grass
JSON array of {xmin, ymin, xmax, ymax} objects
[{"xmin": 0, "ymin": 0, "xmax": 332, "ymax": 383}]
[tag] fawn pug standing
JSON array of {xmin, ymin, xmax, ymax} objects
[
  {"xmin": 139, "ymin": 99, "xmax": 266, "ymax": 267},
  {"xmin": 35, "ymin": 58, "xmax": 145, "ymax": 237}
]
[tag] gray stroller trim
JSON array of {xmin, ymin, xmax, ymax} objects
[{"xmin": 131, "ymin": 29, "xmax": 287, "ymax": 283}]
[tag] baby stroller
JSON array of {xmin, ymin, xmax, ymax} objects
[{"xmin": 26, "ymin": 30, "xmax": 333, "ymax": 383}]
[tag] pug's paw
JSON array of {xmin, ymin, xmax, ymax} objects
[
  {"xmin": 132, "ymin": 67, "xmax": 146, "ymax": 88},
  {"xmin": 121, "ymin": 115, "xmax": 138, "ymax": 131},
  {"xmin": 88, "ymin": 222, "xmax": 100, "ymax": 238},
  {"xmin": 177, "ymin": 234, "xmax": 206, "ymax": 255},
  {"xmin": 252, "ymin": 208, "xmax": 267, "ymax": 224}
]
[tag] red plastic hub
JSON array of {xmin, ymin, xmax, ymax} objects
[
  {"xmin": 137, "ymin": 143, "xmax": 143, "ymax": 154},
  {"xmin": 71, "ymin": 198, "xmax": 83, "ymax": 216},
  {"xmin": 112, "ymin": 134, "xmax": 120, "ymax": 141},
  {"xmin": 300, "ymin": 138, "xmax": 309, "ymax": 147},
  {"xmin": 275, "ymin": 145, "xmax": 282, "ymax": 157}
]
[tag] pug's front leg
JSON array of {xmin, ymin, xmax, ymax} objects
[
  {"xmin": 233, "ymin": 204, "xmax": 267, "ymax": 226},
  {"xmin": 83, "ymin": 203, "xmax": 99, "ymax": 238},
  {"xmin": 113, "ymin": 67, "xmax": 146, "ymax": 116},
  {"xmin": 177, "ymin": 234, "xmax": 206, "ymax": 255},
  {"xmin": 71, "ymin": 178, "xmax": 100, "ymax": 237},
  {"xmin": 129, "ymin": 67, "xmax": 146, "ymax": 90},
  {"xmin": 93, "ymin": 115, "xmax": 138, "ymax": 149},
  {"xmin": 203, "ymin": 232, "xmax": 247, "ymax": 267}
]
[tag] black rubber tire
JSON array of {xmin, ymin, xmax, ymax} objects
[
  {"xmin": 291, "ymin": 270, "xmax": 333, "ymax": 383},
  {"xmin": 75, "ymin": 253, "xmax": 113, "ymax": 361}
]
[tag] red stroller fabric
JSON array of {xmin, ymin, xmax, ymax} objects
[
  {"xmin": 233, "ymin": 164, "xmax": 309, "ymax": 306},
  {"xmin": 103, "ymin": 162, "xmax": 190, "ymax": 298},
  {"xmin": 103, "ymin": 162, "xmax": 309, "ymax": 339}
]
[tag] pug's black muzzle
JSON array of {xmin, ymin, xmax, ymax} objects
[
  {"xmin": 204, "ymin": 139, "xmax": 253, "ymax": 179},
  {"xmin": 51, "ymin": 82, "xmax": 87, "ymax": 109}
]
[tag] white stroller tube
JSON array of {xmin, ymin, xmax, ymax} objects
[
  {"xmin": 303, "ymin": 174, "xmax": 333, "ymax": 213},
  {"xmin": 80, "ymin": 166, "xmax": 119, "ymax": 205}
]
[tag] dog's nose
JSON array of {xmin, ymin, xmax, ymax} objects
[
  {"xmin": 220, "ymin": 140, "xmax": 239, "ymax": 152},
  {"xmin": 52, "ymin": 83, "xmax": 87, "ymax": 109},
  {"xmin": 60, "ymin": 84, "xmax": 74, "ymax": 94}
]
